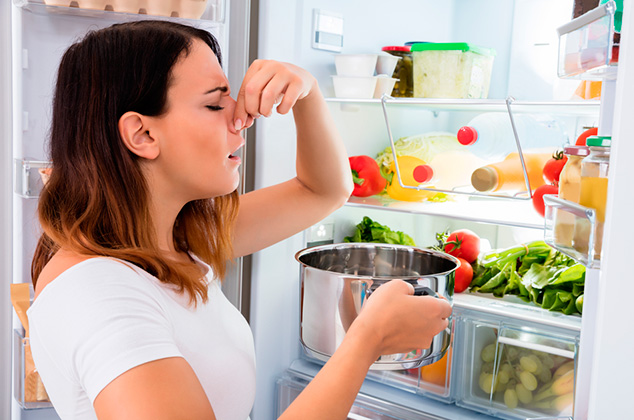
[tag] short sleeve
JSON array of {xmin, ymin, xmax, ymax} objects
[{"xmin": 28, "ymin": 259, "xmax": 183, "ymax": 402}]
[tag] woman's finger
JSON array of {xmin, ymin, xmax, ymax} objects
[{"xmin": 258, "ymin": 74, "xmax": 289, "ymax": 117}]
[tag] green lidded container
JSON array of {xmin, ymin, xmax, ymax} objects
[{"xmin": 410, "ymin": 42, "xmax": 496, "ymax": 99}]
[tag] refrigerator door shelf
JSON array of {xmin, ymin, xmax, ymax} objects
[
  {"xmin": 557, "ymin": 0, "xmax": 619, "ymax": 80},
  {"xmin": 13, "ymin": 329, "xmax": 52, "ymax": 410},
  {"xmin": 14, "ymin": 0, "xmax": 225, "ymax": 23},
  {"xmin": 13, "ymin": 158, "xmax": 50, "ymax": 199},
  {"xmin": 544, "ymin": 195, "xmax": 601, "ymax": 269},
  {"xmin": 453, "ymin": 309, "xmax": 578, "ymax": 420}
]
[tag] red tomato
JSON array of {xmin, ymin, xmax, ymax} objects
[
  {"xmin": 543, "ymin": 151, "xmax": 568, "ymax": 185},
  {"xmin": 443, "ymin": 229, "xmax": 481, "ymax": 263},
  {"xmin": 575, "ymin": 127, "xmax": 598, "ymax": 146},
  {"xmin": 454, "ymin": 257, "xmax": 473, "ymax": 293},
  {"xmin": 532, "ymin": 184, "xmax": 559, "ymax": 217}
]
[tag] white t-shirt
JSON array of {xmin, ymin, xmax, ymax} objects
[{"xmin": 27, "ymin": 257, "xmax": 256, "ymax": 420}]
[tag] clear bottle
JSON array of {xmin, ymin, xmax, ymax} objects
[
  {"xmin": 457, "ymin": 113, "xmax": 568, "ymax": 161},
  {"xmin": 553, "ymin": 145, "xmax": 589, "ymax": 247},
  {"xmin": 576, "ymin": 136, "xmax": 611, "ymax": 260}
]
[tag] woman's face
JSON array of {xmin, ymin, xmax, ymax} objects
[{"xmin": 148, "ymin": 39, "xmax": 243, "ymax": 203}]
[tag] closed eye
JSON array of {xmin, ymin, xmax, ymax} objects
[{"xmin": 206, "ymin": 105, "xmax": 224, "ymax": 111}]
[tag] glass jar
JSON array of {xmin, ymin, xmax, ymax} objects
[
  {"xmin": 382, "ymin": 46, "xmax": 413, "ymax": 97},
  {"xmin": 553, "ymin": 145, "xmax": 589, "ymax": 247},
  {"xmin": 576, "ymin": 136, "xmax": 611, "ymax": 260}
]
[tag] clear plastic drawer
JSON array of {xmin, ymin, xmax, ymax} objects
[
  {"xmin": 455, "ymin": 317, "xmax": 578, "ymax": 420},
  {"xmin": 277, "ymin": 369, "xmax": 447, "ymax": 420}
]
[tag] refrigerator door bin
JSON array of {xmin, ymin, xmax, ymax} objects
[
  {"xmin": 557, "ymin": 0, "xmax": 618, "ymax": 80},
  {"xmin": 13, "ymin": 158, "xmax": 50, "ymax": 199},
  {"xmin": 13, "ymin": 329, "xmax": 52, "ymax": 409},
  {"xmin": 14, "ymin": 0, "xmax": 225, "ymax": 22},
  {"xmin": 454, "ymin": 312, "xmax": 578, "ymax": 420},
  {"xmin": 544, "ymin": 195, "xmax": 601, "ymax": 268}
]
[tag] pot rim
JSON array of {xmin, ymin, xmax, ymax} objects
[{"xmin": 295, "ymin": 242, "xmax": 460, "ymax": 279}]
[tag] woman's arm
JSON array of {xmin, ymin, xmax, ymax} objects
[
  {"xmin": 280, "ymin": 280, "xmax": 453, "ymax": 419},
  {"xmin": 94, "ymin": 357, "xmax": 216, "ymax": 420},
  {"xmin": 231, "ymin": 60, "xmax": 353, "ymax": 258}
]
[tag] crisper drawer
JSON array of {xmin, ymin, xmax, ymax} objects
[
  {"xmin": 454, "ymin": 311, "xmax": 578, "ymax": 420},
  {"xmin": 276, "ymin": 369, "xmax": 445, "ymax": 420}
]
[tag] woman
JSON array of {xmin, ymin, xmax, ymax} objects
[{"xmin": 27, "ymin": 20, "xmax": 452, "ymax": 420}]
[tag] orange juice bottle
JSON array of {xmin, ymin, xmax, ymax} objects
[
  {"xmin": 578, "ymin": 136, "xmax": 611, "ymax": 259},
  {"xmin": 470, "ymin": 152, "xmax": 551, "ymax": 193}
]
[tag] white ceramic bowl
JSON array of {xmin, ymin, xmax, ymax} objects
[
  {"xmin": 334, "ymin": 54, "xmax": 378, "ymax": 77},
  {"xmin": 376, "ymin": 53, "xmax": 401, "ymax": 76},
  {"xmin": 373, "ymin": 76, "xmax": 398, "ymax": 98},
  {"xmin": 332, "ymin": 76, "xmax": 378, "ymax": 99}
]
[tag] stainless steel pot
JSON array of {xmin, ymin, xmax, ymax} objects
[{"xmin": 295, "ymin": 242, "xmax": 458, "ymax": 370}]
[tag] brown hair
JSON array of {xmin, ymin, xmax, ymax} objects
[{"xmin": 31, "ymin": 20, "xmax": 239, "ymax": 304}]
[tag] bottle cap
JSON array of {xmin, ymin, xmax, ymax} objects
[
  {"xmin": 413, "ymin": 165, "xmax": 434, "ymax": 183},
  {"xmin": 457, "ymin": 126, "xmax": 479, "ymax": 146},
  {"xmin": 563, "ymin": 145, "xmax": 590, "ymax": 156},
  {"xmin": 586, "ymin": 135, "xmax": 611, "ymax": 147},
  {"xmin": 471, "ymin": 167, "xmax": 498, "ymax": 192}
]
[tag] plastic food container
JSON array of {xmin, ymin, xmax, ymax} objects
[
  {"xmin": 373, "ymin": 76, "xmax": 398, "ymax": 98},
  {"xmin": 382, "ymin": 46, "xmax": 413, "ymax": 97},
  {"xmin": 334, "ymin": 54, "xmax": 378, "ymax": 77},
  {"xmin": 331, "ymin": 75, "xmax": 377, "ymax": 99},
  {"xmin": 376, "ymin": 53, "xmax": 401, "ymax": 76},
  {"xmin": 411, "ymin": 42, "xmax": 496, "ymax": 99}
]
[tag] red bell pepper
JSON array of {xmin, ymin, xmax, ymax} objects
[{"xmin": 349, "ymin": 155, "xmax": 387, "ymax": 197}]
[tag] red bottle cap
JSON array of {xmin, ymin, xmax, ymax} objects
[
  {"xmin": 413, "ymin": 165, "xmax": 434, "ymax": 183},
  {"xmin": 457, "ymin": 126, "xmax": 479, "ymax": 146}
]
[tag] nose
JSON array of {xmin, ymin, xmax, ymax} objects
[{"xmin": 224, "ymin": 96, "xmax": 240, "ymax": 134}]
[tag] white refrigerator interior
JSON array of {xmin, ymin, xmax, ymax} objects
[
  {"xmin": 250, "ymin": 1, "xmax": 631, "ymax": 420},
  {"xmin": 6, "ymin": 1, "xmax": 251, "ymax": 419}
]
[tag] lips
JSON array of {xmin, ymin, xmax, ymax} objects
[{"xmin": 228, "ymin": 142, "xmax": 245, "ymax": 161}]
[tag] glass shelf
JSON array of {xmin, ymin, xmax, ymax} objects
[
  {"xmin": 13, "ymin": 0, "xmax": 225, "ymax": 24},
  {"xmin": 347, "ymin": 195, "xmax": 545, "ymax": 230},
  {"xmin": 557, "ymin": 0, "xmax": 618, "ymax": 80},
  {"xmin": 543, "ymin": 196, "xmax": 600, "ymax": 268},
  {"xmin": 325, "ymin": 97, "xmax": 601, "ymax": 116}
]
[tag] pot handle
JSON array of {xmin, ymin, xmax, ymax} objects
[{"xmin": 413, "ymin": 286, "xmax": 438, "ymax": 298}]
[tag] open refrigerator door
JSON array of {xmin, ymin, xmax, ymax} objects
[{"xmin": 6, "ymin": 1, "xmax": 251, "ymax": 419}]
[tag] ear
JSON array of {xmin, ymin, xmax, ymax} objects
[{"xmin": 118, "ymin": 111, "xmax": 160, "ymax": 160}]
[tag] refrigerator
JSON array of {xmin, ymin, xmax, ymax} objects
[
  {"xmin": 2, "ymin": 1, "xmax": 633, "ymax": 420},
  {"xmin": 249, "ymin": 1, "xmax": 633, "ymax": 420}
]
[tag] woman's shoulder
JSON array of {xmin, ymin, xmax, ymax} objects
[{"xmin": 33, "ymin": 250, "xmax": 148, "ymax": 302}]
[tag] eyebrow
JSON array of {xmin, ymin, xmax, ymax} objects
[{"xmin": 204, "ymin": 86, "xmax": 228, "ymax": 95}]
